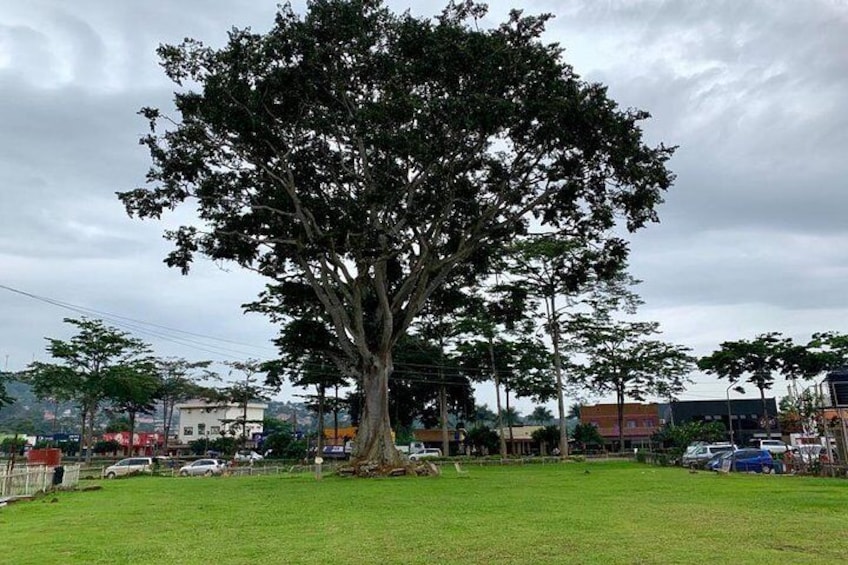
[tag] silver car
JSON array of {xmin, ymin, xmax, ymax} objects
[
  {"xmin": 680, "ymin": 443, "xmax": 736, "ymax": 468},
  {"xmin": 102, "ymin": 457, "xmax": 154, "ymax": 479},
  {"xmin": 179, "ymin": 459, "xmax": 227, "ymax": 477}
]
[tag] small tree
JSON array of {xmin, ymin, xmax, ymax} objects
[
  {"xmin": 531, "ymin": 425, "xmax": 560, "ymax": 455},
  {"xmin": 156, "ymin": 358, "xmax": 213, "ymax": 454},
  {"xmin": 652, "ymin": 421, "xmax": 727, "ymax": 455},
  {"xmin": 572, "ymin": 422, "xmax": 604, "ymax": 453},
  {"xmin": 93, "ymin": 439, "xmax": 121, "ymax": 455},
  {"xmin": 465, "ymin": 426, "xmax": 500, "ymax": 456},
  {"xmin": 217, "ymin": 360, "xmax": 276, "ymax": 452}
]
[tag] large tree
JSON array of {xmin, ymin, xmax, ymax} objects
[
  {"xmin": 27, "ymin": 318, "xmax": 152, "ymax": 462},
  {"xmin": 119, "ymin": 1, "xmax": 674, "ymax": 469},
  {"xmin": 499, "ymin": 237, "xmax": 638, "ymax": 457},
  {"xmin": 698, "ymin": 333, "xmax": 791, "ymax": 439},
  {"xmin": 103, "ymin": 365, "xmax": 160, "ymax": 457},
  {"xmin": 570, "ymin": 316, "xmax": 694, "ymax": 451}
]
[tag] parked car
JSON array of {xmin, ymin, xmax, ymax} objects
[
  {"xmin": 321, "ymin": 445, "xmax": 350, "ymax": 460},
  {"xmin": 789, "ymin": 444, "xmax": 827, "ymax": 464},
  {"xmin": 748, "ymin": 439, "xmax": 789, "ymax": 455},
  {"xmin": 179, "ymin": 459, "xmax": 227, "ymax": 477},
  {"xmin": 707, "ymin": 449, "xmax": 774, "ymax": 473},
  {"xmin": 102, "ymin": 457, "xmax": 155, "ymax": 479},
  {"xmin": 233, "ymin": 450, "xmax": 264, "ymax": 463},
  {"xmin": 680, "ymin": 443, "xmax": 736, "ymax": 468},
  {"xmin": 409, "ymin": 448, "xmax": 442, "ymax": 461}
]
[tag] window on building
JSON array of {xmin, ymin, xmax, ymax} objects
[
  {"xmin": 642, "ymin": 419, "xmax": 654, "ymax": 427},
  {"xmin": 626, "ymin": 420, "xmax": 636, "ymax": 428},
  {"xmin": 197, "ymin": 423, "xmax": 206, "ymax": 435},
  {"xmin": 210, "ymin": 426, "xmax": 220, "ymax": 435},
  {"xmin": 590, "ymin": 421, "xmax": 600, "ymax": 428},
  {"xmin": 704, "ymin": 415, "xmax": 713, "ymax": 421},
  {"xmin": 183, "ymin": 426, "xmax": 193, "ymax": 436}
]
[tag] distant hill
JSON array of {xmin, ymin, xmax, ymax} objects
[{"xmin": 0, "ymin": 376, "xmax": 78, "ymax": 435}]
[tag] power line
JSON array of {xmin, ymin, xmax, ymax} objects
[{"xmin": 0, "ymin": 283, "xmax": 277, "ymax": 359}]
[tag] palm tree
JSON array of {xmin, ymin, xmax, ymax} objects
[
  {"xmin": 529, "ymin": 406, "xmax": 553, "ymax": 425},
  {"xmin": 472, "ymin": 404, "xmax": 497, "ymax": 425},
  {"xmin": 500, "ymin": 407, "xmax": 523, "ymax": 426}
]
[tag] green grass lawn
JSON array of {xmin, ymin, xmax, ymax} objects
[{"xmin": 1, "ymin": 461, "xmax": 846, "ymax": 564}]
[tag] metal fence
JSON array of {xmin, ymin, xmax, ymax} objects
[{"xmin": 0, "ymin": 464, "xmax": 80, "ymax": 499}]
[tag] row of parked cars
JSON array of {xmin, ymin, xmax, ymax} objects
[
  {"xmin": 681, "ymin": 439, "xmax": 835, "ymax": 474},
  {"xmin": 101, "ymin": 450, "xmax": 265, "ymax": 479}
]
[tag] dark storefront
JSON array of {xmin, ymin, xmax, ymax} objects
[{"xmin": 660, "ymin": 398, "xmax": 780, "ymax": 445}]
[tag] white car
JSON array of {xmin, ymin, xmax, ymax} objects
[
  {"xmin": 233, "ymin": 450, "xmax": 264, "ymax": 463},
  {"xmin": 179, "ymin": 459, "xmax": 227, "ymax": 476},
  {"xmin": 102, "ymin": 457, "xmax": 154, "ymax": 479},
  {"xmin": 409, "ymin": 448, "xmax": 442, "ymax": 461}
]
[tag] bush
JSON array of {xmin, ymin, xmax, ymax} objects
[
  {"xmin": 635, "ymin": 451, "xmax": 647, "ymax": 464},
  {"xmin": 93, "ymin": 440, "xmax": 121, "ymax": 455}
]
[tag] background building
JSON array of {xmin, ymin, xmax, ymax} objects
[
  {"xmin": 660, "ymin": 398, "xmax": 780, "ymax": 445},
  {"xmin": 176, "ymin": 400, "xmax": 267, "ymax": 446},
  {"xmin": 581, "ymin": 403, "xmax": 660, "ymax": 450}
]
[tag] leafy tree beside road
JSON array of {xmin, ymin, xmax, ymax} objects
[
  {"xmin": 27, "ymin": 318, "xmax": 153, "ymax": 463},
  {"xmin": 699, "ymin": 333, "xmax": 793, "ymax": 440},
  {"xmin": 119, "ymin": 0, "xmax": 675, "ymax": 470},
  {"xmin": 570, "ymin": 312, "xmax": 694, "ymax": 452}
]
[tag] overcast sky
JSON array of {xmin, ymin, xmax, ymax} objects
[{"xmin": 2, "ymin": 0, "xmax": 847, "ymax": 416}]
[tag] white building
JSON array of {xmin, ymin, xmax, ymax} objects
[{"xmin": 176, "ymin": 399, "xmax": 268, "ymax": 445}]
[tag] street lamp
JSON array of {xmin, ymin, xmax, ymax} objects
[{"xmin": 726, "ymin": 381, "xmax": 743, "ymax": 446}]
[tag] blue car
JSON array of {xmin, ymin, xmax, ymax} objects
[{"xmin": 707, "ymin": 449, "xmax": 774, "ymax": 473}]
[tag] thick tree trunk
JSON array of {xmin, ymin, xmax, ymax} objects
[{"xmin": 351, "ymin": 357, "xmax": 404, "ymax": 468}]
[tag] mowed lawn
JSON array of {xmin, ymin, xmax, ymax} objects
[{"xmin": 1, "ymin": 461, "xmax": 846, "ymax": 564}]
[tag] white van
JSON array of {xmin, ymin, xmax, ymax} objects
[
  {"xmin": 748, "ymin": 439, "xmax": 788, "ymax": 455},
  {"xmin": 102, "ymin": 457, "xmax": 154, "ymax": 479}
]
